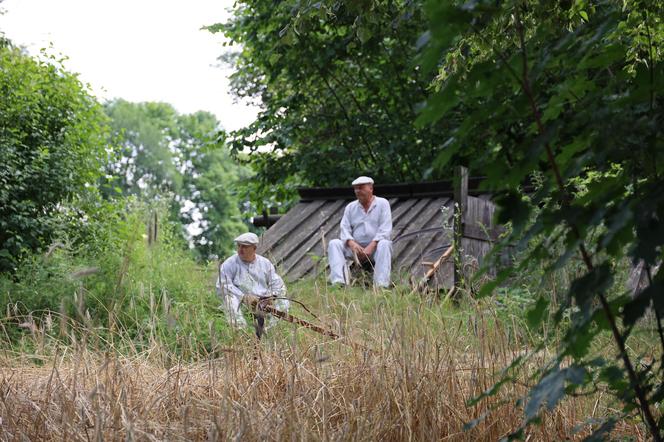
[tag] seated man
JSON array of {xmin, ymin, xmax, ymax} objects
[
  {"xmin": 328, "ymin": 176, "xmax": 393, "ymax": 288},
  {"xmin": 216, "ymin": 232, "xmax": 289, "ymax": 330}
]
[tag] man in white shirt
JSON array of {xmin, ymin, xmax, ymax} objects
[
  {"xmin": 328, "ymin": 176, "xmax": 393, "ymax": 288},
  {"xmin": 216, "ymin": 232, "xmax": 289, "ymax": 330}
]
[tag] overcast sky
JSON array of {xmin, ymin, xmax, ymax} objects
[{"xmin": 0, "ymin": 0, "xmax": 259, "ymax": 131}]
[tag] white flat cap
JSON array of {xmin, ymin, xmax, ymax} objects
[
  {"xmin": 234, "ymin": 232, "xmax": 259, "ymax": 245},
  {"xmin": 351, "ymin": 176, "xmax": 374, "ymax": 186}
]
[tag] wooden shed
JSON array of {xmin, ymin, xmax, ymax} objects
[{"xmin": 257, "ymin": 167, "xmax": 502, "ymax": 289}]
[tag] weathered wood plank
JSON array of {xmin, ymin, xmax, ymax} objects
[
  {"xmin": 271, "ymin": 199, "xmax": 347, "ymax": 263},
  {"xmin": 465, "ymin": 196, "xmax": 495, "ymax": 232},
  {"xmin": 258, "ymin": 199, "xmax": 328, "ymax": 254},
  {"xmin": 390, "ymin": 198, "xmax": 419, "ymax": 228},
  {"xmin": 459, "ymin": 237, "xmax": 492, "ymax": 277},
  {"xmin": 392, "ymin": 199, "xmax": 431, "ymax": 239},
  {"xmin": 280, "ymin": 200, "xmax": 347, "ymax": 279},
  {"xmin": 457, "ymin": 196, "xmax": 498, "ymax": 279},
  {"xmin": 463, "ymin": 223, "xmax": 501, "ymax": 242},
  {"xmin": 394, "ymin": 197, "xmax": 451, "ymax": 271},
  {"xmin": 290, "ymin": 198, "xmax": 410, "ymax": 281},
  {"xmin": 399, "ymin": 209, "xmax": 453, "ymax": 273},
  {"xmin": 288, "ymin": 198, "xmax": 403, "ymax": 281}
]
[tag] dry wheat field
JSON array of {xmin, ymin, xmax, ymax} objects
[{"xmin": 0, "ymin": 283, "xmax": 648, "ymax": 441}]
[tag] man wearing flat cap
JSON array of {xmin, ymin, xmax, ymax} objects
[
  {"xmin": 216, "ymin": 232, "xmax": 289, "ymax": 328},
  {"xmin": 328, "ymin": 176, "xmax": 393, "ymax": 288}
]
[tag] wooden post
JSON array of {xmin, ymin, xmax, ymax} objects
[
  {"xmin": 147, "ymin": 211, "xmax": 158, "ymax": 246},
  {"xmin": 453, "ymin": 166, "xmax": 468, "ymax": 290}
]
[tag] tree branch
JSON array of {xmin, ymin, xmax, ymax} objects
[
  {"xmin": 316, "ymin": 66, "xmax": 380, "ymax": 167},
  {"xmin": 513, "ymin": 10, "xmax": 662, "ymax": 440}
]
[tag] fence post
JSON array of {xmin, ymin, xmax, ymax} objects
[{"xmin": 147, "ymin": 211, "xmax": 158, "ymax": 246}]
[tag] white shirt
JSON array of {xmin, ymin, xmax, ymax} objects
[
  {"xmin": 216, "ymin": 254, "xmax": 286, "ymax": 300},
  {"xmin": 340, "ymin": 196, "xmax": 392, "ymax": 246}
]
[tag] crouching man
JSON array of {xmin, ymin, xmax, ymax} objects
[
  {"xmin": 328, "ymin": 176, "xmax": 393, "ymax": 288},
  {"xmin": 216, "ymin": 232, "xmax": 289, "ymax": 332}
]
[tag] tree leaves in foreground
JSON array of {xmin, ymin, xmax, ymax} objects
[
  {"xmin": 417, "ymin": 0, "xmax": 663, "ymax": 438},
  {"xmin": 0, "ymin": 42, "xmax": 111, "ymax": 272}
]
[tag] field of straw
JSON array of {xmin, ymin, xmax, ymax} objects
[{"xmin": 0, "ymin": 282, "xmax": 648, "ymax": 441}]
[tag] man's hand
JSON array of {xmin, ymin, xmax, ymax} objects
[
  {"xmin": 346, "ymin": 239, "xmax": 363, "ymax": 255},
  {"xmin": 346, "ymin": 239, "xmax": 369, "ymax": 262},
  {"xmin": 363, "ymin": 241, "xmax": 377, "ymax": 259},
  {"xmin": 242, "ymin": 294, "xmax": 259, "ymax": 308},
  {"xmin": 346, "ymin": 239, "xmax": 377, "ymax": 263}
]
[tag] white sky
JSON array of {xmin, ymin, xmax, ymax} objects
[{"xmin": 0, "ymin": 0, "xmax": 259, "ymax": 131}]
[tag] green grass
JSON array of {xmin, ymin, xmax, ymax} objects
[{"xmin": 0, "ymin": 203, "xmax": 658, "ymax": 439}]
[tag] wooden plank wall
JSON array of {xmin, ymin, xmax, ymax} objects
[
  {"xmin": 460, "ymin": 196, "xmax": 496, "ymax": 278},
  {"xmin": 451, "ymin": 165, "xmax": 500, "ymax": 290},
  {"xmin": 259, "ymin": 197, "xmax": 457, "ymax": 283},
  {"xmin": 256, "ymin": 170, "xmax": 502, "ymax": 290}
]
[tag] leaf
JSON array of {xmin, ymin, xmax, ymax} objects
[
  {"xmin": 582, "ymin": 418, "xmax": 616, "ymax": 442},
  {"xmin": 495, "ymin": 191, "xmax": 531, "ymax": 234},
  {"xmin": 623, "ymin": 281, "xmax": 663, "ymax": 327},
  {"xmin": 563, "ymin": 320, "xmax": 597, "ymax": 359},
  {"xmin": 525, "ymin": 365, "xmax": 586, "ymax": 420},
  {"xmin": 432, "ymin": 136, "xmax": 460, "ymax": 170},
  {"xmin": 356, "ymin": 26, "xmax": 372, "ymax": 43},
  {"xmin": 568, "ymin": 263, "xmax": 613, "ymax": 312},
  {"xmin": 478, "ymin": 267, "xmax": 513, "ymax": 297},
  {"xmin": 599, "ymin": 365, "xmax": 628, "ymax": 393},
  {"xmin": 423, "ymin": 0, "xmax": 472, "ymax": 51},
  {"xmin": 578, "ymin": 43, "xmax": 625, "ymax": 69},
  {"xmin": 525, "ymin": 368, "xmax": 565, "ymax": 420},
  {"xmin": 417, "ymin": 0, "xmax": 479, "ymax": 74},
  {"xmin": 415, "ymin": 74, "xmax": 461, "ymax": 126},
  {"xmin": 526, "ymin": 296, "xmax": 549, "ymax": 329}
]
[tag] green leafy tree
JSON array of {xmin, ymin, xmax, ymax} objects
[
  {"xmin": 104, "ymin": 100, "xmax": 247, "ymax": 258},
  {"xmin": 104, "ymin": 100, "xmax": 183, "ymax": 197},
  {"xmin": 174, "ymin": 112, "xmax": 248, "ymax": 259},
  {"xmin": 416, "ymin": 0, "xmax": 663, "ymax": 438},
  {"xmin": 209, "ymin": 0, "xmax": 452, "ymax": 210},
  {"xmin": 0, "ymin": 43, "xmax": 111, "ymax": 272}
]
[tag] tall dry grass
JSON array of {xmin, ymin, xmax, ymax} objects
[{"xmin": 0, "ymin": 282, "xmax": 648, "ymax": 441}]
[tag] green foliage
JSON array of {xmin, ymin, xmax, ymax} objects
[
  {"xmin": 104, "ymin": 100, "xmax": 183, "ymax": 197},
  {"xmin": 0, "ymin": 199, "xmax": 229, "ymax": 356},
  {"xmin": 416, "ymin": 0, "xmax": 664, "ymax": 438},
  {"xmin": 104, "ymin": 100, "xmax": 248, "ymax": 258},
  {"xmin": 0, "ymin": 44, "xmax": 112, "ymax": 272},
  {"xmin": 209, "ymin": 0, "xmax": 454, "ymax": 210}
]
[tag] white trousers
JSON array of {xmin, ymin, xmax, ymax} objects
[{"xmin": 328, "ymin": 239, "xmax": 392, "ymax": 287}]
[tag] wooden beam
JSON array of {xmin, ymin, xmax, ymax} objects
[{"xmin": 416, "ymin": 244, "xmax": 455, "ymax": 291}]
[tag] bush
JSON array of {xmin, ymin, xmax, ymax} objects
[
  {"xmin": 0, "ymin": 44, "xmax": 112, "ymax": 271},
  {"xmin": 0, "ymin": 198, "xmax": 229, "ymax": 357}
]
